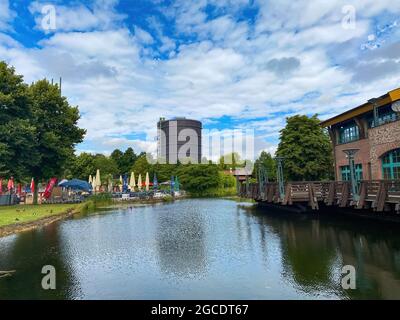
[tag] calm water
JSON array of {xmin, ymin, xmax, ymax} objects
[{"xmin": 1, "ymin": 199, "xmax": 400, "ymax": 300}]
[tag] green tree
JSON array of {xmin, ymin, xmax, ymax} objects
[
  {"xmin": 120, "ymin": 147, "xmax": 137, "ymax": 174},
  {"xmin": 28, "ymin": 79, "xmax": 85, "ymax": 203},
  {"xmin": 93, "ymin": 154, "xmax": 119, "ymax": 181},
  {"xmin": 110, "ymin": 149, "xmax": 123, "ymax": 172},
  {"xmin": 131, "ymin": 154, "xmax": 152, "ymax": 177},
  {"xmin": 0, "ymin": 61, "xmax": 37, "ymax": 180},
  {"xmin": 276, "ymin": 115, "xmax": 333, "ymax": 181},
  {"xmin": 176, "ymin": 164, "xmax": 220, "ymax": 194},
  {"xmin": 68, "ymin": 153, "xmax": 95, "ymax": 180},
  {"xmin": 218, "ymin": 152, "xmax": 242, "ymax": 170},
  {"xmin": 254, "ymin": 151, "xmax": 276, "ymax": 182}
]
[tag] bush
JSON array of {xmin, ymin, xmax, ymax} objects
[{"xmin": 87, "ymin": 193, "xmax": 112, "ymax": 206}]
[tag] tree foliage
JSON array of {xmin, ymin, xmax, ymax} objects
[
  {"xmin": 254, "ymin": 151, "xmax": 276, "ymax": 182},
  {"xmin": 0, "ymin": 62, "xmax": 37, "ymax": 180},
  {"xmin": 276, "ymin": 115, "xmax": 333, "ymax": 181},
  {"xmin": 27, "ymin": 80, "xmax": 86, "ymax": 181},
  {"xmin": 176, "ymin": 164, "xmax": 220, "ymax": 193},
  {"xmin": 0, "ymin": 62, "xmax": 85, "ymax": 191}
]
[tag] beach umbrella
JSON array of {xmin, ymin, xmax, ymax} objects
[
  {"xmin": 91, "ymin": 174, "xmax": 97, "ymax": 190},
  {"xmin": 129, "ymin": 172, "xmax": 136, "ymax": 190},
  {"xmin": 30, "ymin": 178, "xmax": 35, "ymax": 194},
  {"xmin": 96, "ymin": 169, "xmax": 101, "ymax": 191},
  {"xmin": 153, "ymin": 174, "xmax": 158, "ymax": 190},
  {"xmin": 118, "ymin": 175, "xmax": 124, "ymax": 192},
  {"xmin": 145, "ymin": 172, "xmax": 150, "ymax": 191},
  {"xmin": 108, "ymin": 176, "xmax": 113, "ymax": 192},
  {"xmin": 138, "ymin": 174, "xmax": 142, "ymax": 191},
  {"xmin": 59, "ymin": 179, "xmax": 92, "ymax": 192},
  {"xmin": 89, "ymin": 175, "xmax": 92, "ymax": 184}
]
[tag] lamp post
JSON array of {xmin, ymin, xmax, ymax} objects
[
  {"xmin": 276, "ymin": 157, "xmax": 285, "ymax": 199},
  {"xmin": 343, "ymin": 149, "xmax": 360, "ymax": 201}
]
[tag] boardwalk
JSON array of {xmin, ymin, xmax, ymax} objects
[{"xmin": 240, "ymin": 180, "xmax": 400, "ymax": 213}]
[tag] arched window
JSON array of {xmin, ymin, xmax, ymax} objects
[{"xmin": 382, "ymin": 149, "xmax": 400, "ymax": 179}]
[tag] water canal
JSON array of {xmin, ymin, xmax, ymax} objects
[{"xmin": 1, "ymin": 199, "xmax": 400, "ymax": 299}]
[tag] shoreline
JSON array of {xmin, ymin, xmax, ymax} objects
[
  {"xmin": 0, "ymin": 208, "xmax": 76, "ymax": 238},
  {"xmin": 0, "ymin": 196, "xmax": 186, "ymax": 239},
  {"xmin": 0, "ymin": 196, "xmax": 270, "ymax": 239}
]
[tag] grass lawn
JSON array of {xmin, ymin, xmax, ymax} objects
[{"xmin": 0, "ymin": 204, "xmax": 79, "ymax": 228}]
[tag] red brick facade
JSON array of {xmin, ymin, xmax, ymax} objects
[{"xmin": 332, "ymin": 120, "xmax": 400, "ymax": 181}]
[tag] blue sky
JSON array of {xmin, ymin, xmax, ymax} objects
[{"xmin": 1, "ymin": 0, "xmax": 400, "ymax": 157}]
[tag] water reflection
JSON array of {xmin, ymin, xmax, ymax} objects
[
  {"xmin": 0, "ymin": 222, "xmax": 79, "ymax": 299},
  {"xmin": 155, "ymin": 201, "xmax": 207, "ymax": 277},
  {"xmin": 244, "ymin": 206, "xmax": 400, "ymax": 299},
  {"xmin": 0, "ymin": 200, "xmax": 400, "ymax": 299}
]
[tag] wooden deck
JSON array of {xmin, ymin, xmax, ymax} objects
[{"xmin": 240, "ymin": 180, "xmax": 400, "ymax": 213}]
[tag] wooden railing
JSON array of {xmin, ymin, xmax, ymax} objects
[{"xmin": 239, "ymin": 180, "xmax": 400, "ymax": 213}]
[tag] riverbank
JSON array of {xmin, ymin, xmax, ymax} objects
[
  {"xmin": 0, "ymin": 196, "xmax": 186, "ymax": 238},
  {"xmin": 0, "ymin": 203, "xmax": 81, "ymax": 238}
]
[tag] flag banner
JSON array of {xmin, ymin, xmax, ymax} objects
[{"xmin": 44, "ymin": 178, "xmax": 58, "ymax": 199}]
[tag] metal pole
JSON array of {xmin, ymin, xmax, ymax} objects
[
  {"xmin": 343, "ymin": 149, "xmax": 360, "ymax": 202},
  {"xmin": 369, "ymin": 98, "xmax": 380, "ymax": 127},
  {"xmin": 245, "ymin": 175, "xmax": 249, "ymax": 196},
  {"xmin": 276, "ymin": 157, "xmax": 285, "ymax": 199}
]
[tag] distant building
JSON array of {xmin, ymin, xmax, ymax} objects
[
  {"xmin": 157, "ymin": 117, "xmax": 202, "ymax": 164},
  {"xmin": 321, "ymin": 88, "xmax": 400, "ymax": 181}
]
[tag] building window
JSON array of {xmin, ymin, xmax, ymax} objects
[
  {"xmin": 338, "ymin": 123, "xmax": 360, "ymax": 144},
  {"xmin": 341, "ymin": 164, "xmax": 363, "ymax": 182},
  {"xmin": 368, "ymin": 104, "xmax": 399, "ymax": 128},
  {"xmin": 382, "ymin": 149, "xmax": 400, "ymax": 180}
]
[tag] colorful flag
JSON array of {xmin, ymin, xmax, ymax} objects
[
  {"xmin": 7, "ymin": 177, "xmax": 14, "ymax": 191},
  {"xmin": 30, "ymin": 178, "xmax": 35, "ymax": 194},
  {"xmin": 44, "ymin": 178, "xmax": 57, "ymax": 199}
]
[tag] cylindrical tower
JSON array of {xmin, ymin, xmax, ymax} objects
[{"xmin": 157, "ymin": 117, "xmax": 202, "ymax": 164}]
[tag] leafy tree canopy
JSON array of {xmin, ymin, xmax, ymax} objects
[
  {"xmin": 276, "ymin": 115, "xmax": 333, "ymax": 181},
  {"xmin": 254, "ymin": 151, "xmax": 276, "ymax": 182}
]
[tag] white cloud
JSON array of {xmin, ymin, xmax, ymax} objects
[
  {"xmin": 1, "ymin": 0, "xmax": 400, "ymax": 156},
  {"xmin": 0, "ymin": 0, "xmax": 15, "ymax": 30},
  {"xmin": 29, "ymin": 0, "xmax": 126, "ymax": 32}
]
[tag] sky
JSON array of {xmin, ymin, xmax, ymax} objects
[{"xmin": 1, "ymin": 0, "xmax": 400, "ymax": 158}]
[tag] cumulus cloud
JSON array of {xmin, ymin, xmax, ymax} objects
[
  {"xmin": 0, "ymin": 0, "xmax": 399, "ymax": 157},
  {"xmin": 0, "ymin": 0, "xmax": 15, "ymax": 30},
  {"xmin": 265, "ymin": 57, "xmax": 301, "ymax": 77},
  {"xmin": 29, "ymin": 0, "xmax": 126, "ymax": 32}
]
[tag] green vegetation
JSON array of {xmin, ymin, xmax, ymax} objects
[
  {"xmin": 276, "ymin": 115, "xmax": 333, "ymax": 181},
  {"xmin": 86, "ymin": 193, "xmax": 113, "ymax": 206},
  {"xmin": 111, "ymin": 148, "xmax": 145, "ymax": 174},
  {"xmin": 0, "ymin": 61, "xmax": 86, "ymax": 204},
  {"xmin": 0, "ymin": 204, "xmax": 78, "ymax": 228},
  {"xmin": 254, "ymin": 151, "xmax": 276, "ymax": 182}
]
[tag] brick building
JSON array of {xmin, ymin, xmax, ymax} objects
[{"xmin": 321, "ymin": 88, "xmax": 400, "ymax": 182}]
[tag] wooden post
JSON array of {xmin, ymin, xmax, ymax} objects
[
  {"xmin": 340, "ymin": 182, "xmax": 349, "ymax": 207},
  {"xmin": 357, "ymin": 181, "xmax": 367, "ymax": 209},
  {"xmin": 376, "ymin": 181, "xmax": 388, "ymax": 212},
  {"xmin": 308, "ymin": 183, "xmax": 319, "ymax": 210},
  {"xmin": 283, "ymin": 183, "xmax": 292, "ymax": 205},
  {"xmin": 326, "ymin": 182, "xmax": 335, "ymax": 206}
]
